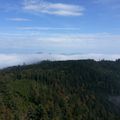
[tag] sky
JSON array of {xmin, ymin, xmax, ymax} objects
[{"xmin": 0, "ymin": 0, "xmax": 120, "ymax": 67}]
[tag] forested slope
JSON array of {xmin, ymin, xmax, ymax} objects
[{"xmin": 0, "ymin": 60, "xmax": 120, "ymax": 120}]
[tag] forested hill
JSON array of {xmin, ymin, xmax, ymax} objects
[{"xmin": 0, "ymin": 60, "xmax": 120, "ymax": 120}]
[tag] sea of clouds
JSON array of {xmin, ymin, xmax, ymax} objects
[{"xmin": 0, "ymin": 53, "xmax": 120, "ymax": 69}]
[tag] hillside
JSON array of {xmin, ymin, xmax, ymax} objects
[{"xmin": 0, "ymin": 60, "xmax": 120, "ymax": 120}]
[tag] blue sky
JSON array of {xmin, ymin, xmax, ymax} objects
[{"xmin": 0, "ymin": 0, "xmax": 120, "ymax": 55}]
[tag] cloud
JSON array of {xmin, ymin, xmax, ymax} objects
[
  {"xmin": 0, "ymin": 32, "xmax": 120, "ymax": 55},
  {"xmin": 0, "ymin": 53, "xmax": 120, "ymax": 69},
  {"xmin": 16, "ymin": 27, "xmax": 81, "ymax": 30},
  {"xmin": 7, "ymin": 17, "xmax": 31, "ymax": 22},
  {"xmin": 23, "ymin": 0, "xmax": 85, "ymax": 16},
  {"xmin": 0, "ymin": 32, "xmax": 120, "ymax": 46}
]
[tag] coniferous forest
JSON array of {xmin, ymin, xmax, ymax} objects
[{"xmin": 0, "ymin": 60, "xmax": 120, "ymax": 120}]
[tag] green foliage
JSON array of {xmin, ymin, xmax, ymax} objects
[{"xmin": 0, "ymin": 60, "xmax": 120, "ymax": 119}]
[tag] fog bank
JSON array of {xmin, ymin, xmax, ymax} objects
[{"xmin": 0, "ymin": 53, "xmax": 120, "ymax": 68}]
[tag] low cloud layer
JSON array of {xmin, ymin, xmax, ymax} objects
[
  {"xmin": 0, "ymin": 53, "xmax": 120, "ymax": 69},
  {"xmin": 0, "ymin": 33, "xmax": 120, "ymax": 54}
]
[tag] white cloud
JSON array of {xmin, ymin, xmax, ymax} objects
[
  {"xmin": 0, "ymin": 32, "xmax": 120, "ymax": 47},
  {"xmin": 23, "ymin": 0, "xmax": 85, "ymax": 16},
  {"xmin": 7, "ymin": 18, "xmax": 31, "ymax": 22},
  {"xmin": 0, "ymin": 32, "xmax": 120, "ymax": 55},
  {"xmin": 17, "ymin": 27, "xmax": 38, "ymax": 30},
  {"xmin": 0, "ymin": 53, "xmax": 120, "ymax": 69},
  {"xmin": 16, "ymin": 27, "xmax": 81, "ymax": 30}
]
